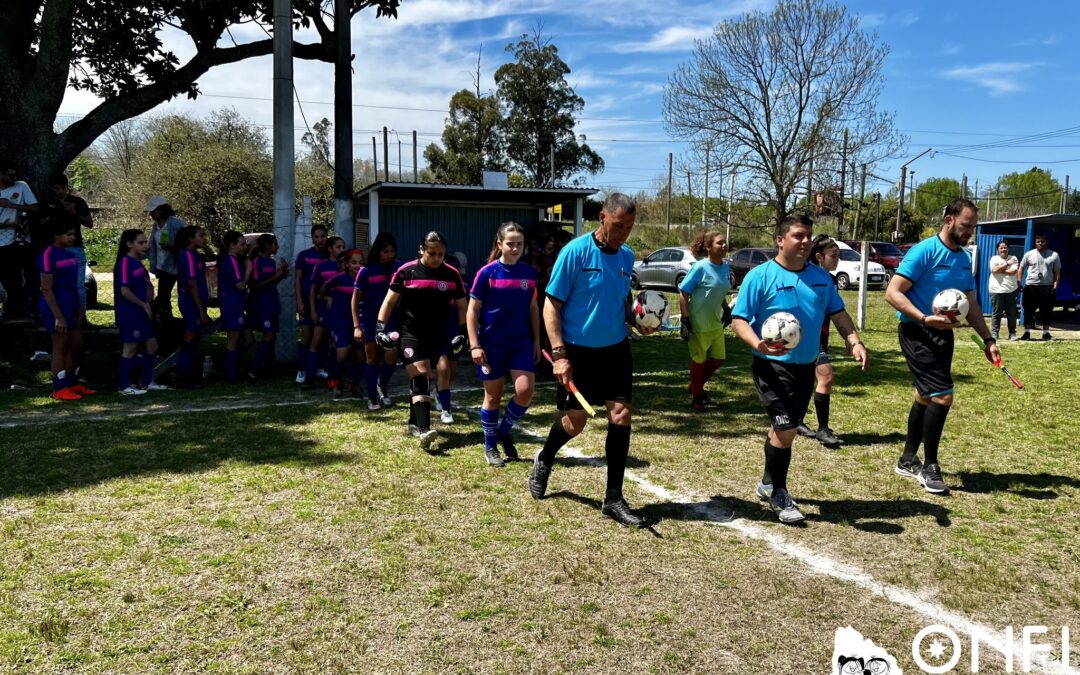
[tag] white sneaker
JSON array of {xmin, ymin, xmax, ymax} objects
[
  {"xmin": 377, "ymin": 386, "xmax": 392, "ymax": 407},
  {"xmin": 408, "ymin": 424, "xmax": 421, "ymax": 437},
  {"xmin": 367, "ymin": 400, "xmax": 381, "ymax": 411},
  {"xmin": 316, "ymin": 369, "xmax": 329, "ymax": 379},
  {"xmin": 440, "ymin": 410, "xmax": 454, "ymax": 425},
  {"xmin": 145, "ymin": 382, "xmax": 168, "ymax": 391},
  {"xmin": 119, "ymin": 386, "xmax": 146, "ymax": 396},
  {"xmin": 381, "ymin": 394, "xmax": 392, "ymax": 406},
  {"xmin": 419, "ymin": 429, "xmax": 438, "ymax": 452},
  {"xmin": 295, "ymin": 371, "xmax": 307, "ymax": 384}
]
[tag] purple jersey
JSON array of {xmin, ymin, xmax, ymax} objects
[
  {"xmin": 470, "ymin": 259, "xmax": 537, "ymax": 346},
  {"xmin": 294, "ymin": 246, "xmax": 328, "ymax": 300},
  {"xmin": 353, "ymin": 260, "xmax": 402, "ymax": 325},
  {"xmin": 325, "ymin": 271, "xmax": 357, "ymax": 326},
  {"xmin": 218, "ymin": 254, "xmax": 247, "ymax": 300},
  {"xmin": 251, "ymin": 255, "xmax": 282, "ymax": 317},
  {"xmin": 114, "ymin": 255, "xmax": 150, "ymax": 312},
  {"xmin": 37, "ymin": 245, "xmax": 80, "ymax": 300},
  {"xmin": 178, "ymin": 249, "xmax": 209, "ymax": 302},
  {"xmin": 311, "ymin": 258, "xmax": 340, "ymax": 313}
]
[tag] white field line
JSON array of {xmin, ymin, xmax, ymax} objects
[
  {"xmin": 507, "ymin": 420, "xmax": 1075, "ymax": 674},
  {"xmin": 5, "ymin": 385, "xmax": 1074, "ymax": 671}
]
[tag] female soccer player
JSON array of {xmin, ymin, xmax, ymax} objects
[
  {"xmin": 352, "ymin": 232, "xmax": 402, "ymax": 410},
  {"xmin": 321, "ymin": 248, "xmax": 365, "ymax": 397},
  {"xmin": 218, "ymin": 231, "xmax": 251, "ymax": 383},
  {"xmin": 293, "ymin": 224, "xmax": 329, "ymax": 383},
  {"xmin": 114, "ymin": 229, "xmax": 167, "ymax": 395},
  {"xmin": 303, "ymin": 235, "xmax": 345, "ymax": 388},
  {"xmin": 376, "ymin": 231, "xmax": 467, "ymax": 451},
  {"xmin": 249, "ymin": 234, "xmax": 289, "ymax": 378},
  {"xmin": 798, "ymin": 234, "xmax": 843, "ymax": 447},
  {"xmin": 38, "ymin": 222, "xmax": 94, "ymax": 400},
  {"xmin": 678, "ymin": 230, "xmax": 732, "ymax": 411},
  {"xmin": 176, "ymin": 225, "xmax": 211, "ymax": 387},
  {"xmin": 467, "ymin": 222, "xmax": 540, "ymax": 467}
]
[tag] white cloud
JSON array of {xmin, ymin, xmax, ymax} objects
[
  {"xmin": 613, "ymin": 25, "xmax": 714, "ymax": 53},
  {"xmin": 1012, "ymin": 34, "xmax": 1060, "ymax": 47},
  {"xmin": 859, "ymin": 10, "xmax": 918, "ymax": 29},
  {"xmin": 941, "ymin": 62, "xmax": 1041, "ymax": 96}
]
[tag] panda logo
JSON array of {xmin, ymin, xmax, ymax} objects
[
  {"xmin": 520, "ymin": 279, "xmax": 529, "ymax": 290},
  {"xmin": 437, "ymin": 281, "xmax": 448, "ymax": 291}
]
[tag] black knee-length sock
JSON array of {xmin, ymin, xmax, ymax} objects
[
  {"xmin": 922, "ymin": 402, "xmax": 950, "ymax": 465},
  {"xmin": 539, "ymin": 419, "xmax": 574, "ymax": 464},
  {"xmin": 902, "ymin": 401, "xmax": 927, "ymax": 462},
  {"xmin": 764, "ymin": 440, "xmax": 792, "ymax": 493},
  {"xmin": 814, "ymin": 392, "xmax": 830, "ymax": 429},
  {"xmin": 604, "ymin": 423, "xmax": 631, "ymax": 502}
]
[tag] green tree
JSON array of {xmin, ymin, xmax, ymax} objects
[
  {"xmin": 297, "ymin": 117, "xmax": 377, "ymax": 228},
  {"xmin": 663, "ymin": 0, "xmax": 904, "ymax": 226},
  {"xmin": 912, "ymin": 177, "xmax": 961, "ymax": 220},
  {"xmin": 494, "ymin": 30, "xmax": 603, "ymax": 186},
  {"xmin": 119, "ymin": 109, "xmax": 273, "ymax": 242},
  {"xmin": 0, "ymin": 0, "xmax": 397, "ymax": 196},
  {"xmin": 993, "ymin": 167, "xmax": 1062, "ymax": 219},
  {"xmin": 66, "ymin": 154, "xmax": 105, "ymax": 203},
  {"xmin": 424, "ymin": 89, "xmax": 506, "ymax": 184}
]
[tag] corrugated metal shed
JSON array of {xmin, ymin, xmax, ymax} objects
[
  {"xmin": 975, "ymin": 214, "xmax": 1080, "ymax": 321},
  {"xmin": 353, "ymin": 181, "xmax": 597, "ymax": 281}
]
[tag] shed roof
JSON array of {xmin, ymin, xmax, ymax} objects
[
  {"xmin": 978, "ymin": 213, "xmax": 1080, "ymax": 228},
  {"xmin": 354, "ymin": 181, "xmax": 597, "ymax": 206}
]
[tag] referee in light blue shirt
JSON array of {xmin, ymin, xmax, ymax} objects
[{"xmin": 527, "ymin": 193, "xmax": 658, "ymax": 528}]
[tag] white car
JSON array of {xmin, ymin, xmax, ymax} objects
[{"xmin": 832, "ymin": 247, "xmax": 887, "ymax": 290}]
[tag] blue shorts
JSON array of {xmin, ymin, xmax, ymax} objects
[
  {"xmin": 314, "ymin": 301, "xmax": 330, "ymax": 328},
  {"xmin": 252, "ymin": 312, "xmax": 279, "ymax": 334},
  {"xmin": 220, "ymin": 295, "xmax": 246, "ymax": 331},
  {"xmin": 179, "ymin": 295, "xmax": 206, "ymax": 333},
  {"xmin": 330, "ymin": 318, "xmax": 356, "ymax": 348},
  {"xmin": 478, "ymin": 342, "xmax": 535, "ymax": 380},
  {"xmin": 118, "ymin": 312, "xmax": 155, "ymax": 343},
  {"xmin": 40, "ymin": 296, "xmax": 77, "ymax": 334},
  {"xmin": 298, "ymin": 312, "xmax": 314, "ymax": 328}
]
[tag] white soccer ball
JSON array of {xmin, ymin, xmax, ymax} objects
[
  {"xmin": 761, "ymin": 311, "xmax": 802, "ymax": 350},
  {"xmin": 932, "ymin": 288, "xmax": 969, "ymax": 321},
  {"xmin": 633, "ymin": 290, "xmax": 670, "ymax": 331}
]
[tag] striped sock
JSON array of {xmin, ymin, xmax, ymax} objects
[
  {"xmin": 497, "ymin": 399, "xmax": 528, "ymax": 437},
  {"xmin": 480, "ymin": 407, "xmax": 499, "ymax": 450}
]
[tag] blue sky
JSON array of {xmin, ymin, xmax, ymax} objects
[{"xmin": 58, "ymin": 0, "xmax": 1080, "ymax": 200}]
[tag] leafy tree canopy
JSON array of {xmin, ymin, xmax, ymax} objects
[{"xmin": 423, "ymin": 89, "xmax": 506, "ymax": 185}]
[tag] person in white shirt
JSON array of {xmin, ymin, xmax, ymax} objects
[
  {"xmin": 0, "ymin": 161, "xmax": 40, "ymax": 318},
  {"xmin": 1018, "ymin": 234, "xmax": 1061, "ymax": 340},
  {"xmin": 988, "ymin": 241, "xmax": 1019, "ymax": 341}
]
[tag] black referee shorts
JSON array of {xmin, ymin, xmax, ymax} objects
[
  {"xmin": 898, "ymin": 321, "xmax": 955, "ymax": 398},
  {"xmin": 751, "ymin": 357, "xmax": 816, "ymax": 431},
  {"xmin": 556, "ymin": 339, "xmax": 633, "ymax": 411}
]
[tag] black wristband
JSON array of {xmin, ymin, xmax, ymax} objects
[{"xmin": 983, "ymin": 337, "xmax": 996, "ymax": 346}]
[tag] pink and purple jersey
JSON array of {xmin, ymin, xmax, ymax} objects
[
  {"xmin": 217, "ymin": 254, "xmax": 247, "ymax": 301},
  {"xmin": 251, "ymin": 255, "xmax": 282, "ymax": 317},
  {"xmin": 353, "ymin": 260, "xmax": 402, "ymax": 327},
  {"xmin": 178, "ymin": 249, "xmax": 209, "ymax": 302},
  {"xmin": 37, "ymin": 245, "xmax": 80, "ymax": 301},
  {"xmin": 325, "ymin": 271, "xmax": 357, "ymax": 326},
  {"xmin": 294, "ymin": 246, "xmax": 328, "ymax": 299},
  {"xmin": 470, "ymin": 260, "xmax": 537, "ymax": 346},
  {"xmin": 311, "ymin": 258, "xmax": 340, "ymax": 314},
  {"xmin": 114, "ymin": 255, "xmax": 150, "ymax": 311}
]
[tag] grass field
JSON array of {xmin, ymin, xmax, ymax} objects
[{"xmin": 2, "ymin": 292, "xmax": 1079, "ymax": 673}]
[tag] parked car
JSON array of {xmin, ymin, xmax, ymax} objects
[
  {"xmin": 632, "ymin": 246, "xmax": 696, "ymax": 290},
  {"xmin": 833, "ymin": 249, "xmax": 888, "ymax": 290},
  {"xmin": 729, "ymin": 248, "xmax": 776, "ymax": 288},
  {"xmin": 843, "ymin": 240, "xmax": 904, "ymax": 278},
  {"xmin": 897, "ymin": 243, "xmax": 916, "ymax": 256}
]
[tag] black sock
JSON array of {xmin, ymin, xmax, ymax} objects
[
  {"xmin": 814, "ymin": 392, "xmax": 830, "ymax": 429},
  {"xmin": 902, "ymin": 402, "xmax": 927, "ymax": 462},
  {"xmin": 539, "ymin": 418, "xmax": 574, "ymax": 464},
  {"xmin": 604, "ymin": 423, "xmax": 631, "ymax": 503},
  {"xmin": 408, "ymin": 401, "xmax": 416, "ymax": 427},
  {"xmin": 764, "ymin": 440, "xmax": 792, "ymax": 493},
  {"xmin": 414, "ymin": 399, "xmax": 431, "ymax": 431},
  {"xmin": 922, "ymin": 402, "xmax": 950, "ymax": 466}
]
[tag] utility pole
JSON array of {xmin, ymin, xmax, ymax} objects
[
  {"xmin": 961, "ymin": 174, "xmax": 968, "ymax": 199},
  {"xmin": 665, "ymin": 152, "xmax": 673, "ymax": 233},
  {"xmin": 382, "ymin": 127, "xmax": 389, "ymax": 181},
  {"xmin": 727, "ymin": 170, "xmax": 735, "ymax": 243},
  {"xmin": 371, "ymin": 136, "xmax": 377, "ymax": 180},
  {"xmin": 702, "ymin": 144, "xmax": 710, "ymax": 228},
  {"xmin": 397, "ymin": 138, "xmax": 402, "ymax": 180},
  {"xmin": 838, "ymin": 129, "xmax": 848, "ymax": 237},
  {"xmin": 853, "ymin": 164, "xmax": 867, "ymax": 240},
  {"xmin": 412, "ymin": 130, "xmax": 418, "ymax": 181},
  {"xmin": 873, "ymin": 193, "xmax": 881, "ymax": 240},
  {"xmin": 895, "ymin": 148, "xmax": 932, "ymax": 241},
  {"xmin": 806, "ymin": 157, "xmax": 814, "ymax": 214},
  {"xmin": 272, "ymin": 0, "xmax": 296, "ymax": 362},
  {"xmin": 687, "ymin": 170, "xmax": 693, "ymax": 227},
  {"xmin": 854, "ymin": 164, "xmax": 868, "ymax": 329},
  {"xmin": 1062, "ymin": 175, "xmax": 1070, "ymax": 212},
  {"xmin": 550, "ymin": 145, "xmax": 555, "ymax": 187},
  {"xmin": 909, "ymin": 172, "xmax": 916, "ymax": 208},
  {"xmin": 333, "ymin": 0, "xmax": 354, "ymax": 248}
]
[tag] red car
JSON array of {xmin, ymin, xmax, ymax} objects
[{"xmin": 843, "ymin": 240, "xmax": 904, "ymax": 279}]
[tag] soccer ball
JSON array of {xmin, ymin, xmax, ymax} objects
[
  {"xmin": 761, "ymin": 312, "xmax": 802, "ymax": 350},
  {"xmin": 932, "ymin": 289, "xmax": 969, "ymax": 321},
  {"xmin": 633, "ymin": 290, "xmax": 670, "ymax": 331}
]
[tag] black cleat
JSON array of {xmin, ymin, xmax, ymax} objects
[
  {"xmin": 795, "ymin": 422, "xmax": 816, "ymax": 438},
  {"xmin": 498, "ymin": 434, "xmax": 519, "ymax": 461},
  {"xmin": 816, "ymin": 427, "xmax": 841, "ymax": 448},
  {"xmin": 601, "ymin": 498, "xmax": 646, "ymax": 528},
  {"xmin": 528, "ymin": 452, "xmax": 552, "ymax": 499}
]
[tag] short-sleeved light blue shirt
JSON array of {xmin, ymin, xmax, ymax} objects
[
  {"xmin": 731, "ymin": 259, "xmax": 845, "ymax": 364},
  {"xmin": 679, "ymin": 258, "xmax": 731, "ymax": 333},
  {"xmin": 894, "ymin": 235, "xmax": 974, "ymax": 323},
  {"xmin": 546, "ymin": 233, "xmax": 634, "ymax": 348}
]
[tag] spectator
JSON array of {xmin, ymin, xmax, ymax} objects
[
  {"xmin": 1018, "ymin": 233, "xmax": 1061, "ymax": 341},
  {"xmin": 988, "ymin": 241, "xmax": 1020, "ymax": 341},
  {"xmin": 42, "ymin": 174, "xmax": 94, "ymax": 323},
  {"xmin": 0, "ymin": 160, "xmax": 40, "ymax": 319},
  {"xmin": 144, "ymin": 196, "xmax": 187, "ymax": 319}
]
